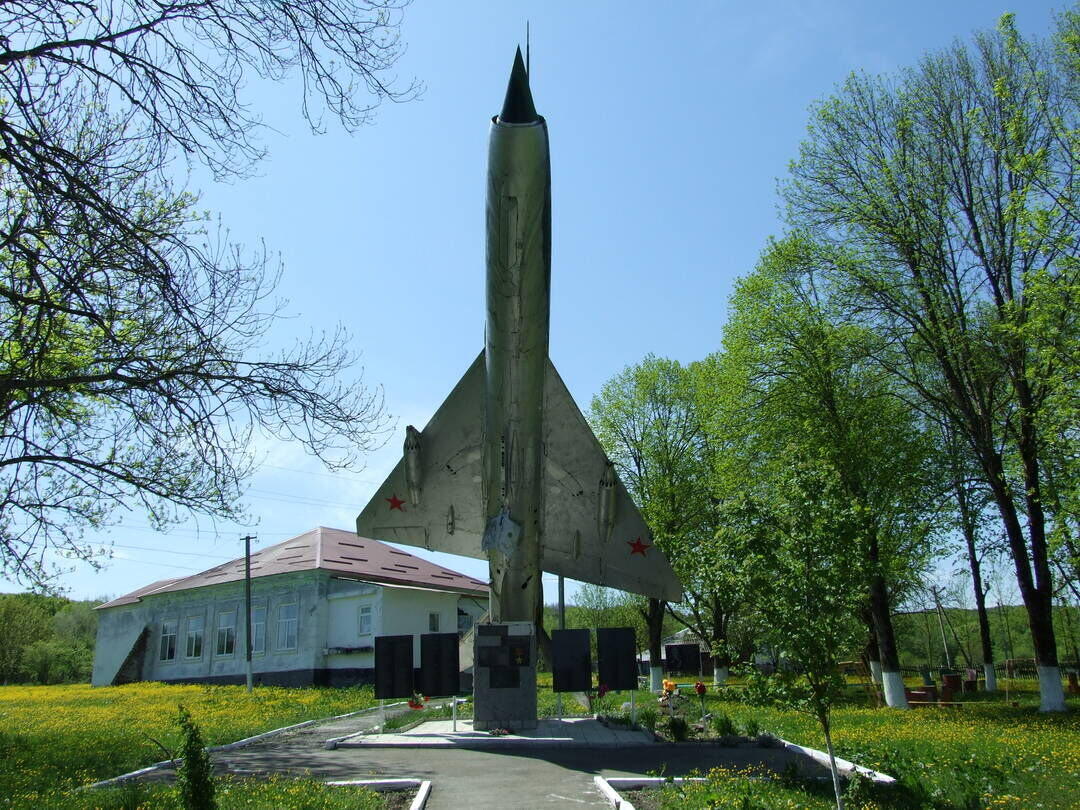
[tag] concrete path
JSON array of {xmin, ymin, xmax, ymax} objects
[
  {"xmin": 333, "ymin": 717, "xmax": 655, "ymax": 749},
  {"xmin": 197, "ymin": 714, "xmax": 829, "ymax": 809}
]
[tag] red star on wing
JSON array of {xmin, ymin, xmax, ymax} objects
[
  {"xmin": 627, "ymin": 537, "xmax": 650, "ymax": 556},
  {"xmin": 386, "ymin": 493, "xmax": 406, "ymax": 511}
]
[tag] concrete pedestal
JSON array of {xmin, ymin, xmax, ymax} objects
[{"xmin": 473, "ymin": 621, "xmax": 537, "ymax": 730}]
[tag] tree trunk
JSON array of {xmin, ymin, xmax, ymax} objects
[
  {"xmin": 647, "ymin": 598, "xmax": 665, "ymax": 690},
  {"xmin": 957, "ymin": 483, "xmax": 995, "ymax": 688},
  {"xmin": 820, "ymin": 710, "xmax": 846, "ymax": 810},
  {"xmin": 863, "ymin": 614, "xmax": 882, "ymax": 684},
  {"xmin": 867, "ymin": 545, "xmax": 908, "ymax": 708},
  {"xmin": 710, "ymin": 600, "xmax": 730, "ymax": 684},
  {"xmin": 983, "ymin": 450, "xmax": 1065, "ymax": 710}
]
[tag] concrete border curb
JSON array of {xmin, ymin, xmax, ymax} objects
[
  {"xmin": 593, "ymin": 740, "xmax": 894, "ymax": 809},
  {"xmin": 595, "ymin": 777, "xmax": 709, "ymax": 810},
  {"xmin": 324, "ymin": 777, "xmax": 432, "ymax": 807},
  {"xmin": 776, "ymin": 737, "xmax": 895, "ymax": 784},
  {"xmin": 324, "ymin": 778, "xmax": 421, "ymax": 791},
  {"xmin": 411, "ymin": 780, "xmax": 433, "ymax": 810},
  {"xmin": 86, "ymin": 702, "xmax": 404, "ymax": 789},
  {"xmin": 336, "ymin": 736, "xmax": 655, "ymax": 750}
]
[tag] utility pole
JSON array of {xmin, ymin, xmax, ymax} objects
[
  {"xmin": 558, "ymin": 575, "xmax": 565, "ymax": 630},
  {"xmin": 241, "ymin": 534, "xmax": 257, "ymax": 693}
]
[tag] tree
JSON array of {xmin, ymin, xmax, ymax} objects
[
  {"xmin": 571, "ymin": 584, "xmax": 649, "ymax": 659},
  {"xmin": 0, "ymin": 1, "xmax": 416, "ymax": 587},
  {"xmin": 714, "ymin": 235, "xmax": 940, "ymax": 708},
  {"xmin": 734, "ymin": 456, "xmax": 866, "ymax": 810},
  {"xmin": 784, "ymin": 13, "xmax": 1079, "ymax": 710},
  {"xmin": 0, "ymin": 593, "xmax": 52, "ymax": 682},
  {"xmin": 935, "ymin": 417, "xmax": 1001, "ymax": 689},
  {"xmin": 589, "ymin": 356, "xmax": 717, "ymax": 688},
  {"xmin": 176, "ymin": 706, "xmax": 216, "ymax": 810}
]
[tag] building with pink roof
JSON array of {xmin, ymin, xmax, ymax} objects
[{"xmin": 91, "ymin": 527, "xmax": 488, "ymax": 687}]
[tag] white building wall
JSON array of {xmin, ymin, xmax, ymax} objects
[
  {"xmin": 94, "ymin": 571, "xmax": 484, "ymax": 686},
  {"xmin": 380, "ymin": 587, "xmax": 460, "ymax": 662},
  {"xmin": 93, "ymin": 571, "xmax": 323, "ymax": 686},
  {"xmin": 323, "ymin": 579, "xmax": 381, "ymax": 672}
]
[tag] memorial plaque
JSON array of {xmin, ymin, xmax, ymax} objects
[
  {"xmin": 551, "ymin": 629, "xmax": 592, "ymax": 693},
  {"xmin": 597, "ymin": 627, "xmax": 638, "ymax": 691},
  {"xmin": 420, "ymin": 632, "xmax": 460, "ymax": 697},
  {"xmin": 490, "ymin": 665, "xmax": 520, "ymax": 689},
  {"xmin": 664, "ymin": 643, "xmax": 701, "ymax": 674},
  {"xmin": 507, "ymin": 635, "xmax": 531, "ymax": 666},
  {"xmin": 374, "ymin": 635, "xmax": 414, "ymax": 699},
  {"xmin": 478, "ymin": 645, "xmax": 510, "ymax": 667}
]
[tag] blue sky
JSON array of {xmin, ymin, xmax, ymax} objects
[{"xmin": 3, "ymin": 0, "xmax": 1067, "ymax": 603}]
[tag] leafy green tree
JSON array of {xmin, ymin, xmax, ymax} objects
[
  {"xmin": 733, "ymin": 456, "xmax": 866, "ymax": 810},
  {"xmin": 714, "ymin": 235, "xmax": 940, "ymax": 708},
  {"xmin": 0, "ymin": 1, "xmax": 415, "ymax": 587},
  {"xmin": 783, "ymin": 12, "xmax": 1079, "ymax": 710},
  {"xmin": 0, "ymin": 593, "xmax": 52, "ymax": 682},
  {"xmin": 589, "ymin": 356, "xmax": 718, "ymax": 688}
]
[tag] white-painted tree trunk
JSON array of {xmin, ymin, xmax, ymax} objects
[
  {"xmin": 713, "ymin": 665, "xmax": 729, "ymax": 685},
  {"xmin": 868, "ymin": 660, "xmax": 882, "ymax": 684},
  {"xmin": 822, "ymin": 719, "xmax": 846, "ymax": 810},
  {"xmin": 1038, "ymin": 665, "xmax": 1066, "ymax": 712},
  {"xmin": 983, "ymin": 662, "xmax": 997, "ymax": 692},
  {"xmin": 650, "ymin": 666, "xmax": 664, "ymax": 691},
  {"xmin": 881, "ymin": 670, "xmax": 909, "ymax": 708}
]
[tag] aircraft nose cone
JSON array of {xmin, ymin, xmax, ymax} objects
[{"xmin": 498, "ymin": 46, "xmax": 538, "ymax": 123}]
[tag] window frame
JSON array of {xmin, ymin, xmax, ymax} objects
[
  {"xmin": 358, "ymin": 603, "xmax": 373, "ymax": 637},
  {"xmin": 184, "ymin": 614, "xmax": 205, "ymax": 659},
  {"xmin": 215, "ymin": 609, "xmax": 236, "ymax": 657},
  {"xmin": 277, "ymin": 601, "xmax": 298, "ymax": 651},
  {"xmin": 251, "ymin": 603, "xmax": 267, "ymax": 655},
  {"xmin": 159, "ymin": 618, "xmax": 178, "ymax": 662},
  {"xmin": 428, "ymin": 611, "xmax": 440, "ymax": 633}
]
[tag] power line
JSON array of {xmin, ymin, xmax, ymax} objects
[
  {"xmin": 107, "ymin": 543, "xmax": 233, "ymax": 560},
  {"xmin": 259, "ymin": 462, "xmax": 383, "ymax": 485},
  {"xmin": 247, "ymin": 488, "xmax": 359, "ymax": 509}
]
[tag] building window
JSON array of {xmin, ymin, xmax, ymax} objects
[
  {"xmin": 277, "ymin": 602, "xmax": 298, "ymax": 650},
  {"xmin": 358, "ymin": 604, "xmax": 372, "ymax": 636},
  {"xmin": 215, "ymin": 610, "xmax": 236, "ymax": 656},
  {"xmin": 185, "ymin": 615, "xmax": 204, "ymax": 658},
  {"xmin": 429, "ymin": 612, "xmax": 440, "ymax": 632},
  {"xmin": 160, "ymin": 620, "xmax": 178, "ymax": 661},
  {"xmin": 251, "ymin": 605, "xmax": 266, "ymax": 654}
]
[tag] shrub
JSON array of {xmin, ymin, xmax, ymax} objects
[
  {"xmin": 710, "ymin": 712, "xmax": 736, "ymax": 737},
  {"xmin": 175, "ymin": 706, "xmax": 215, "ymax": 810},
  {"xmin": 740, "ymin": 716, "xmax": 761, "ymax": 738},
  {"xmin": 637, "ymin": 706, "xmax": 659, "ymax": 732},
  {"xmin": 663, "ymin": 715, "xmax": 691, "ymax": 742}
]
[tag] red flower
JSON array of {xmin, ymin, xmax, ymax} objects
[{"xmin": 694, "ymin": 681, "xmax": 707, "ymax": 696}]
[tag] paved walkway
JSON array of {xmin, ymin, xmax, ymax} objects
[
  {"xmin": 197, "ymin": 712, "xmax": 829, "ymax": 809},
  {"xmin": 127, "ymin": 708, "xmax": 827, "ymax": 808},
  {"xmin": 333, "ymin": 717, "xmax": 656, "ymax": 749}
]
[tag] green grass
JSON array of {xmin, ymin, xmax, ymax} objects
[
  {"xmin": 0, "ymin": 682, "xmax": 378, "ymax": 808},
  {"xmin": 45, "ymin": 776, "xmax": 396, "ymax": 810},
  {"xmin": 632, "ymin": 685, "xmax": 1080, "ymax": 809}
]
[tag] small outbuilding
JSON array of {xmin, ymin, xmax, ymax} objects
[{"xmin": 91, "ymin": 526, "xmax": 488, "ymax": 687}]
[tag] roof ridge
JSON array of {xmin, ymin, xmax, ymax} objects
[{"xmin": 100, "ymin": 526, "xmax": 487, "ymax": 608}]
